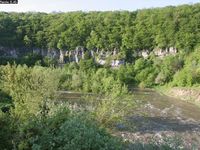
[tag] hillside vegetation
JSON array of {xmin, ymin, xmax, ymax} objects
[
  {"xmin": 0, "ymin": 4, "xmax": 200, "ymax": 55},
  {"xmin": 0, "ymin": 4, "xmax": 200, "ymax": 88}
]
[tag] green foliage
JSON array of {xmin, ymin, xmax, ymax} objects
[
  {"xmin": 154, "ymin": 55, "xmax": 184, "ymax": 85},
  {"xmin": 172, "ymin": 48, "xmax": 200, "ymax": 87},
  {"xmin": 0, "ymin": 111, "xmax": 14, "ymax": 149},
  {"xmin": 90, "ymin": 92, "xmax": 135, "ymax": 127},
  {"xmin": 0, "ymin": 104, "xmax": 123, "ymax": 149},
  {"xmin": 0, "ymin": 4, "xmax": 200, "ymax": 58},
  {"xmin": 15, "ymin": 109, "xmax": 123, "ymax": 150},
  {"xmin": 20, "ymin": 53, "xmax": 43, "ymax": 67},
  {"xmin": 79, "ymin": 58, "xmax": 97, "ymax": 71},
  {"xmin": 24, "ymin": 35, "xmax": 32, "ymax": 47},
  {"xmin": 0, "ymin": 57, "xmax": 19, "ymax": 65},
  {"xmin": 0, "ymin": 90, "xmax": 12, "ymax": 112},
  {"xmin": 89, "ymin": 68, "xmax": 124, "ymax": 94},
  {"xmin": 133, "ymin": 58, "xmax": 157, "ymax": 87},
  {"xmin": 114, "ymin": 64, "xmax": 135, "ymax": 85},
  {"xmin": 43, "ymin": 56, "xmax": 58, "ymax": 67},
  {"xmin": 1, "ymin": 64, "xmax": 60, "ymax": 119}
]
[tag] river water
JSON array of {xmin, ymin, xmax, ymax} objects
[
  {"xmin": 120, "ymin": 88, "xmax": 200, "ymax": 149},
  {"xmin": 59, "ymin": 89, "xmax": 200, "ymax": 149},
  {"xmin": 133, "ymin": 88, "xmax": 200, "ymax": 122}
]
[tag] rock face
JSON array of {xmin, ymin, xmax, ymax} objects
[
  {"xmin": 48, "ymin": 49, "xmax": 59, "ymax": 59},
  {"xmin": 95, "ymin": 48, "xmax": 125, "ymax": 67},
  {"xmin": 0, "ymin": 47, "xmax": 19, "ymax": 58},
  {"xmin": 9, "ymin": 49, "xmax": 18, "ymax": 58},
  {"xmin": 0, "ymin": 47, "xmax": 60, "ymax": 59},
  {"xmin": 111, "ymin": 60, "xmax": 125, "ymax": 67},
  {"xmin": 59, "ymin": 50, "xmax": 65, "ymax": 63},
  {"xmin": 154, "ymin": 47, "xmax": 177, "ymax": 58},
  {"xmin": 1, "ymin": 45, "xmax": 179, "ymax": 66},
  {"xmin": 141, "ymin": 50, "xmax": 149, "ymax": 59},
  {"xmin": 97, "ymin": 59, "xmax": 106, "ymax": 65},
  {"xmin": 0, "ymin": 46, "xmax": 126, "ymax": 67},
  {"xmin": 133, "ymin": 47, "xmax": 178, "ymax": 59}
]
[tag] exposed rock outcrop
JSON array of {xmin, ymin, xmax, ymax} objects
[
  {"xmin": 137, "ymin": 47, "xmax": 178, "ymax": 59},
  {"xmin": 56, "ymin": 47, "xmax": 125, "ymax": 67},
  {"xmin": 154, "ymin": 47, "xmax": 177, "ymax": 58}
]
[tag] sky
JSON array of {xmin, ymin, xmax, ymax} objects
[{"xmin": 0, "ymin": 0, "xmax": 199, "ymax": 13}]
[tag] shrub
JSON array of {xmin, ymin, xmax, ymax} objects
[
  {"xmin": 171, "ymin": 48, "xmax": 200, "ymax": 87},
  {"xmin": 90, "ymin": 93, "xmax": 136, "ymax": 127},
  {"xmin": 0, "ymin": 90, "xmax": 12, "ymax": 113},
  {"xmin": 135, "ymin": 67, "xmax": 157, "ymax": 87},
  {"xmin": 43, "ymin": 56, "xmax": 58, "ymax": 67},
  {"xmin": 17, "ymin": 108, "xmax": 123, "ymax": 150},
  {"xmin": 0, "ymin": 112, "xmax": 14, "ymax": 149},
  {"xmin": 79, "ymin": 58, "xmax": 97, "ymax": 70},
  {"xmin": 1, "ymin": 64, "xmax": 60, "ymax": 119},
  {"xmin": 20, "ymin": 53, "xmax": 43, "ymax": 67},
  {"xmin": 114, "ymin": 64, "xmax": 136, "ymax": 85}
]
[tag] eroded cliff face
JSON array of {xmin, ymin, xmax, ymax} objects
[
  {"xmin": 0, "ymin": 47, "xmax": 126, "ymax": 67},
  {"xmin": 167, "ymin": 87, "xmax": 200, "ymax": 104},
  {"xmin": 138, "ymin": 47, "xmax": 178, "ymax": 59},
  {"xmin": 0, "ymin": 47, "xmax": 61, "ymax": 59},
  {"xmin": 0, "ymin": 47, "xmax": 22, "ymax": 58},
  {"xmin": 0, "ymin": 47, "xmax": 45, "ymax": 58},
  {"xmin": 0, "ymin": 46, "xmax": 178, "ymax": 67}
]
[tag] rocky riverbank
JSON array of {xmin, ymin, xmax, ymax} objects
[
  {"xmin": 116, "ymin": 101, "xmax": 200, "ymax": 149},
  {"xmin": 117, "ymin": 89, "xmax": 200, "ymax": 149},
  {"xmin": 160, "ymin": 87, "xmax": 200, "ymax": 106}
]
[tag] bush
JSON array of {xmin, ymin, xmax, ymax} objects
[
  {"xmin": 0, "ymin": 112, "xmax": 14, "ymax": 149},
  {"xmin": 59, "ymin": 66, "xmax": 128, "ymax": 94},
  {"xmin": 154, "ymin": 55, "xmax": 184, "ymax": 85},
  {"xmin": 0, "ymin": 90, "xmax": 12, "ymax": 113},
  {"xmin": 135, "ymin": 67, "xmax": 157, "ymax": 87},
  {"xmin": 43, "ymin": 56, "xmax": 58, "ymax": 67},
  {"xmin": 20, "ymin": 53, "xmax": 43, "ymax": 67},
  {"xmin": 17, "ymin": 109, "xmax": 123, "ymax": 150},
  {"xmin": 172, "ymin": 69, "xmax": 193, "ymax": 87},
  {"xmin": 79, "ymin": 58, "xmax": 97, "ymax": 70},
  {"xmin": 1, "ymin": 64, "xmax": 61, "ymax": 119},
  {"xmin": 90, "ymin": 93, "xmax": 135, "ymax": 127},
  {"xmin": 114, "ymin": 64, "xmax": 136, "ymax": 85},
  {"xmin": 172, "ymin": 48, "xmax": 200, "ymax": 87}
]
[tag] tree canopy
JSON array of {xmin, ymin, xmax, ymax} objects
[{"xmin": 0, "ymin": 3, "xmax": 200, "ymax": 54}]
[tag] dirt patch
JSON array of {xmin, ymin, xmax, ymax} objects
[{"xmin": 167, "ymin": 88, "xmax": 200, "ymax": 104}]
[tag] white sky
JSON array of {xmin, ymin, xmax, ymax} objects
[{"xmin": 0, "ymin": 0, "xmax": 199, "ymax": 13}]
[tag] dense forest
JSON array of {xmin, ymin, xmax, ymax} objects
[
  {"xmin": 0, "ymin": 3, "xmax": 200, "ymax": 55},
  {"xmin": 0, "ymin": 3, "xmax": 200, "ymax": 87}
]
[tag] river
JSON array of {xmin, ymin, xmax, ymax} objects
[
  {"xmin": 120, "ymin": 88, "xmax": 200, "ymax": 149},
  {"xmin": 59, "ymin": 89, "xmax": 200, "ymax": 149}
]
